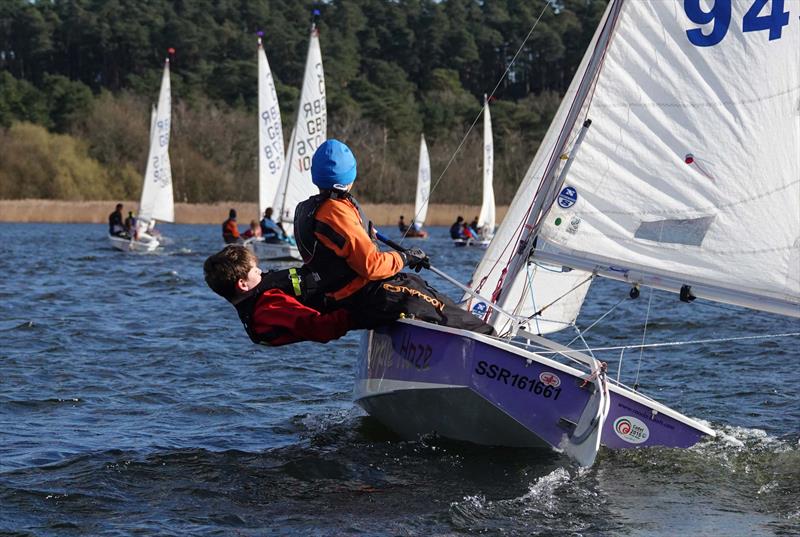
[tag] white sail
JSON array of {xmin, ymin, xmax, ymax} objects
[
  {"xmin": 258, "ymin": 37, "xmax": 284, "ymax": 217},
  {"xmin": 463, "ymin": 3, "xmax": 614, "ymax": 333},
  {"xmin": 149, "ymin": 105, "xmax": 157, "ymax": 146},
  {"xmin": 138, "ymin": 58, "xmax": 174, "ymax": 227},
  {"xmin": 535, "ymin": 1, "xmax": 800, "ymax": 318},
  {"xmin": 477, "ymin": 95, "xmax": 495, "ymax": 236},
  {"xmin": 273, "ymin": 26, "xmax": 326, "ymax": 236},
  {"xmin": 414, "ymin": 134, "xmax": 431, "ymax": 227}
]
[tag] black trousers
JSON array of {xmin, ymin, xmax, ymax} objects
[{"xmin": 342, "ymin": 272, "xmax": 495, "ymax": 335}]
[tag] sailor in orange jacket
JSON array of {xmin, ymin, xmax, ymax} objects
[
  {"xmin": 294, "ymin": 139, "xmax": 494, "ymax": 334},
  {"xmin": 204, "ymin": 245, "xmax": 352, "ymax": 346}
]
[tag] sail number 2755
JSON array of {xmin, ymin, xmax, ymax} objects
[{"xmin": 685, "ymin": 0, "xmax": 791, "ymax": 46}]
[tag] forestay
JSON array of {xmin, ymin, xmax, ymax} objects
[
  {"xmin": 414, "ymin": 134, "xmax": 431, "ymax": 227},
  {"xmin": 258, "ymin": 37, "xmax": 284, "ymax": 217},
  {"xmin": 463, "ymin": 2, "xmax": 611, "ymax": 333},
  {"xmin": 537, "ymin": 1, "xmax": 800, "ymax": 317},
  {"xmin": 477, "ymin": 95, "xmax": 496, "ymax": 236},
  {"xmin": 138, "ymin": 58, "xmax": 174, "ymax": 229},
  {"xmin": 273, "ymin": 25, "xmax": 326, "ymax": 236}
]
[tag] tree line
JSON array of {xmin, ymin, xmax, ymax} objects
[{"xmin": 0, "ymin": 0, "xmax": 607, "ymax": 205}]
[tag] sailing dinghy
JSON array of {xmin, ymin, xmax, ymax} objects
[
  {"xmin": 454, "ymin": 94, "xmax": 495, "ymax": 247},
  {"xmin": 404, "ymin": 135, "xmax": 431, "ymax": 239},
  {"xmin": 259, "ymin": 22, "xmax": 326, "ymax": 260},
  {"xmin": 356, "ymin": 0, "xmax": 799, "ymax": 465},
  {"xmin": 109, "ymin": 54, "xmax": 174, "ymax": 252},
  {"xmin": 246, "ymin": 35, "xmax": 297, "ymax": 261}
]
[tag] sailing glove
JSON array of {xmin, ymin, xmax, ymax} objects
[{"xmin": 402, "ymin": 248, "xmax": 430, "ymax": 273}]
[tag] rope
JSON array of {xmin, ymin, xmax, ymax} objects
[
  {"xmin": 633, "ymin": 287, "xmax": 654, "ymax": 389},
  {"xmin": 399, "ymin": 1, "xmax": 553, "ymax": 246}
]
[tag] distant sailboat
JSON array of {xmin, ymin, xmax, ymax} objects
[
  {"xmin": 247, "ymin": 34, "xmax": 296, "ymax": 261},
  {"xmin": 405, "ymin": 134, "xmax": 430, "ymax": 239},
  {"xmin": 356, "ymin": 0, "xmax": 799, "ymax": 465},
  {"xmin": 109, "ymin": 54, "xmax": 173, "ymax": 252},
  {"xmin": 454, "ymin": 94, "xmax": 495, "ymax": 247},
  {"xmin": 270, "ymin": 22, "xmax": 326, "ymax": 252}
]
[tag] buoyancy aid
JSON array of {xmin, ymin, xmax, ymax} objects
[
  {"xmin": 294, "ymin": 190, "xmax": 371, "ymax": 295},
  {"xmin": 233, "ymin": 266, "xmax": 320, "ymax": 344}
]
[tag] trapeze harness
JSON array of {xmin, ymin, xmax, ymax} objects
[
  {"xmin": 233, "ymin": 267, "xmax": 319, "ymax": 345},
  {"xmin": 293, "ymin": 190, "xmax": 372, "ymax": 296}
]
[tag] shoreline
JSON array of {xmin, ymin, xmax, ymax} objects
[{"xmin": 0, "ymin": 199, "xmax": 508, "ymax": 226}]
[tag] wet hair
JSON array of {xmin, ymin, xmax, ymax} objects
[{"xmin": 203, "ymin": 245, "xmax": 257, "ymax": 301}]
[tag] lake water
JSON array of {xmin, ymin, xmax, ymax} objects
[{"xmin": 1, "ymin": 222, "xmax": 798, "ymax": 536}]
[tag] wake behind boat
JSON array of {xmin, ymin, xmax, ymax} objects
[{"xmin": 356, "ymin": 0, "xmax": 798, "ymax": 466}]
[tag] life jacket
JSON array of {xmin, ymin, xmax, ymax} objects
[
  {"xmin": 293, "ymin": 190, "xmax": 371, "ymax": 295},
  {"xmin": 233, "ymin": 267, "xmax": 320, "ymax": 345}
]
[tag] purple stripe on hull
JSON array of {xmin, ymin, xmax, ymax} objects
[{"xmin": 356, "ymin": 321, "xmax": 711, "ymax": 451}]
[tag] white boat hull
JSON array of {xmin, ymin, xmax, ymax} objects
[
  {"xmin": 248, "ymin": 239, "xmax": 301, "ymax": 262},
  {"xmin": 108, "ymin": 234, "xmax": 160, "ymax": 252}
]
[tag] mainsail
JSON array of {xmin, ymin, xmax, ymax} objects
[
  {"xmin": 414, "ymin": 134, "xmax": 431, "ymax": 228},
  {"xmin": 138, "ymin": 57, "xmax": 174, "ymax": 229},
  {"xmin": 273, "ymin": 25, "xmax": 326, "ymax": 236},
  {"xmin": 258, "ymin": 36, "xmax": 284, "ymax": 218},
  {"xmin": 470, "ymin": 0, "xmax": 800, "ymax": 329},
  {"xmin": 477, "ymin": 95, "xmax": 495, "ymax": 236}
]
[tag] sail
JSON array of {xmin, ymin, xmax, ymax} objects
[
  {"xmin": 414, "ymin": 134, "xmax": 431, "ymax": 227},
  {"xmin": 477, "ymin": 95, "xmax": 495, "ymax": 235},
  {"xmin": 258, "ymin": 37, "xmax": 284, "ymax": 218},
  {"xmin": 149, "ymin": 105, "xmax": 157, "ymax": 145},
  {"xmin": 273, "ymin": 26, "xmax": 326, "ymax": 236},
  {"xmin": 536, "ymin": 1, "xmax": 800, "ymax": 317},
  {"xmin": 138, "ymin": 58, "xmax": 174, "ymax": 225},
  {"xmin": 462, "ymin": 3, "xmax": 615, "ymax": 332}
]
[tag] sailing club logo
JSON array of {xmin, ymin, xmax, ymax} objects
[
  {"xmin": 557, "ymin": 186, "xmax": 577, "ymax": 208},
  {"xmin": 538, "ymin": 372, "xmax": 561, "ymax": 387},
  {"xmin": 471, "ymin": 302, "xmax": 488, "ymax": 317},
  {"xmin": 613, "ymin": 416, "xmax": 650, "ymax": 444}
]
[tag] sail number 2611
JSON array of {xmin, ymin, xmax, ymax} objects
[{"xmin": 685, "ymin": 0, "xmax": 791, "ymax": 46}]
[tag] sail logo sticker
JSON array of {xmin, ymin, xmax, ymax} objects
[
  {"xmin": 613, "ymin": 416, "xmax": 650, "ymax": 444},
  {"xmin": 557, "ymin": 187, "xmax": 578, "ymax": 209},
  {"xmin": 539, "ymin": 372, "xmax": 561, "ymax": 387},
  {"xmin": 471, "ymin": 302, "xmax": 488, "ymax": 317}
]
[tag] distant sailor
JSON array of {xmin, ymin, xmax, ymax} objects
[
  {"xmin": 260, "ymin": 207, "xmax": 286, "ymax": 244},
  {"xmin": 294, "ymin": 139, "xmax": 494, "ymax": 334},
  {"xmin": 449, "ymin": 216, "xmax": 465, "ymax": 239},
  {"xmin": 108, "ymin": 203, "xmax": 127, "ymax": 237},
  {"xmin": 222, "ymin": 208, "xmax": 241, "ymax": 244}
]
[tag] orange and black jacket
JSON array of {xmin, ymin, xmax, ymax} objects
[
  {"xmin": 294, "ymin": 191, "xmax": 404, "ymax": 301},
  {"xmin": 234, "ymin": 274, "xmax": 351, "ymax": 346},
  {"xmin": 222, "ymin": 218, "xmax": 240, "ymax": 243}
]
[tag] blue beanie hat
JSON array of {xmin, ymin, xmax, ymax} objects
[{"xmin": 311, "ymin": 139, "xmax": 357, "ymax": 190}]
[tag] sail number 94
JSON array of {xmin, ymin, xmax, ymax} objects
[{"xmin": 685, "ymin": 0, "xmax": 791, "ymax": 46}]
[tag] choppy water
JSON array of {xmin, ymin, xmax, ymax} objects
[{"xmin": 0, "ymin": 222, "xmax": 798, "ymax": 536}]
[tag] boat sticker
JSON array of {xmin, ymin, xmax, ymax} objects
[
  {"xmin": 471, "ymin": 302, "xmax": 488, "ymax": 317},
  {"xmin": 539, "ymin": 372, "xmax": 561, "ymax": 387},
  {"xmin": 613, "ymin": 416, "xmax": 650, "ymax": 444},
  {"xmin": 566, "ymin": 216, "xmax": 581, "ymax": 235},
  {"xmin": 557, "ymin": 186, "xmax": 578, "ymax": 209}
]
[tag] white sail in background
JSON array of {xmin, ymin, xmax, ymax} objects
[
  {"xmin": 463, "ymin": 3, "xmax": 611, "ymax": 332},
  {"xmin": 477, "ymin": 95, "xmax": 495, "ymax": 236},
  {"xmin": 273, "ymin": 25, "xmax": 326, "ymax": 236},
  {"xmin": 138, "ymin": 58, "xmax": 174, "ymax": 228},
  {"xmin": 414, "ymin": 134, "xmax": 431, "ymax": 227},
  {"xmin": 258, "ymin": 36, "xmax": 284, "ymax": 217},
  {"xmin": 536, "ymin": 1, "xmax": 800, "ymax": 317}
]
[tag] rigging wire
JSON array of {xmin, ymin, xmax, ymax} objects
[
  {"xmin": 399, "ymin": 0, "xmax": 554, "ymax": 246},
  {"xmin": 633, "ymin": 287, "xmax": 654, "ymax": 389}
]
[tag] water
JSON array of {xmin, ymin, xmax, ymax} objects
[{"xmin": 1, "ymin": 222, "xmax": 798, "ymax": 536}]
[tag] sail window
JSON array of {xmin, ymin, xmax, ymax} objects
[{"xmin": 634, "ymin": 216, "xmax": 715, "ymax": 246}]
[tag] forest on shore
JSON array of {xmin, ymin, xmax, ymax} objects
[{"xmin": 0, "ymin": 0, "xmax": 606, "ymax": 205}]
